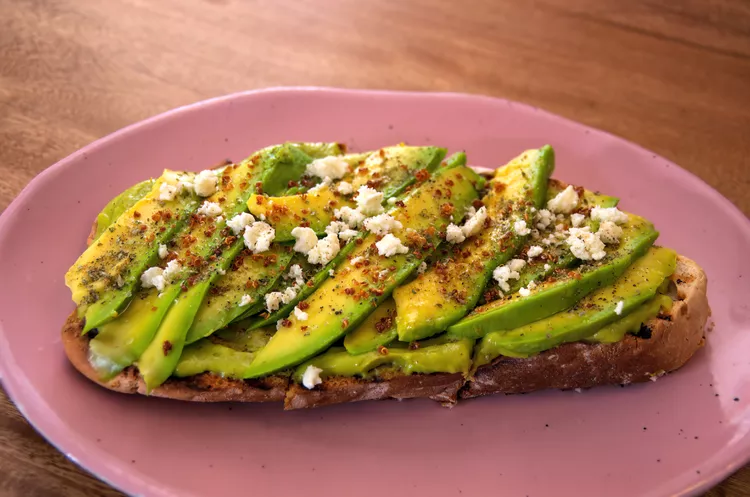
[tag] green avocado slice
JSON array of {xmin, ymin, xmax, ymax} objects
[
  {"xmin": 393, "ymin": 145, "xmax": 555, "ymax": 342},
  {"xmin": 342, "ymin": 297, "xmax": 398, "ymax": 354},
  {"xmin": 247, "ymin": 145, "xmax": 448, "ymax": 242},
  {"xmin": 242, "ymin": 165, "xmax": 482, "ymax": 378},
  {"xmin": 67, "ymin": 170, "xmax": 202, "ymax": 333},
  {"xmin": 93, "ymin": 179, "xmax": 155, "ymax": 242},
  {"xmin": 585, "ymin": 293, "xmax": 673, "ymax": 344},
  {"xmin": 292, "ymin": 336, "xmax": 475, "ymax": 382},
  {"xmin": 447, "ymin": 211, "xmax": 659, "ymax": 339},
  {"xmin": 136, "ymin": 143, "xmax": 341, "ymax": 390},
  {"xmin": 473, "ymin": 246, "xmax": 677, "ymax": 366}
]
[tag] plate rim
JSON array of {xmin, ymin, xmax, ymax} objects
[{"xmin": 1, "ymin": 86, "xmax": 749, "ymax": 497}]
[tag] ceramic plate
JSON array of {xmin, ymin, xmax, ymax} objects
[{"xmin": 1, "ymin": 88, "xmax": 749, "ymax": 497}]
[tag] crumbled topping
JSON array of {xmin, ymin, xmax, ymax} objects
[
  {"xmin": 591, "ymin": 206, "xmax": 629, "ymax": 225},
  {"xmin": 158, "ymin": 244, "xmax": 169, "ymax": 259},
  {"xmin": 293, "ymin": 306, "xmax": 309, "ymax": 321},
  {"xmin": 287, "ymin": 264, "xmax": 305, "ymax": 287},
  {"xmin": 243, "ymin": 222, "xmax": 275, "ymax": 253},
  {"xmin": 527, "ymin": 245, "xmax": 543, "ymax": 258},
  {"xmin": 336, "ymin": 181, "xmax": 354, "ymax": 195},
  {"xmin": 307, "ymin": 233, "xmax": 341, "ymax": 265},
  {"xmin": 462, "ymin": 206, "xmax": 487, "ymax": 238},
  {"xmin": 355, "ymin": 186, "xmax": 385, "ymax": 216},
  {"xmin": 446, "ymin": 223, "xmax": 466, "ymax": 244},
  {"xmin": 597, "ymin": 221, "xmax": 623, "ymax": 244},
  {"xmin": 197, "ymin": 201, "xmax": 223, "ymax": 218},
  {"xmin": 306, "ymin": 156, "xmax": 349, "ymax": 180},
  {"xmin": 159, "ymin": 182, "xmax": 179, "ymax": 201},
  {"xmin": 417, "ymin": 261, "xmax": 428, "ymax": 274},
  {"xmin": 513, "ymin": 219, "xmax": 531, "ymax": 236},
  {"xmin": 239, "ymin": 294, "xmax": 254, "ymax": 307},
  {"xmin": 335, "ymin": 206, "xmax": 366, "ymax": 228},
  {"xmin": 363, "ymin": 214, "xmax": 403, "ymax": 236},
  {"xmin": 547, "ymin": 185, "xmax": 579, "ymax": 214},
  {"xmin": 615, "ymin": 300, "xmax": 625, "ymax": 315},
  {"xmin": 375, "ymin": 234, "xmax": 409, "ymax": 257},
  {"xmin": 492, "ymin": 259, "xmax": 526, "ymax": 293},
  {"xmin": 227, "ymin": 212, "xmax": 255, "ymax": 235},
  {"xmin": 534, "ymin": 208, "xmax": 554, "ymax": 230},
  {"xmin": 291, "ymin": 226, "xmax": 318, "ymax": 254},
  {"xmin": 566, "ymin": 227, "xmax": 606, "ymax": 261},
  {"xmin": 302, "ymin": 365, "xmax": 323, "ymax": 389},
  {"xmin": 571, "ymin": 213, "xmax": 585, "ymax": 228},
  {"xmin": 194, "ymin": 170, "xmax": 219, "ymax": 197}
]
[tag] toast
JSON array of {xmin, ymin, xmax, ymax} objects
[{"xmin": 62, "ymin": 254, "xmax": 709, "ymax": 408}]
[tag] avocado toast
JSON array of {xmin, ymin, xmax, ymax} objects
[{"xmin": 62, "ymin": 143, "xmax": 711, "ymax": 409}]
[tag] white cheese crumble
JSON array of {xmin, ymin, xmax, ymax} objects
[
  {"xmin": 570, "ymin": 213, "xmax": 586, "ymax": 228},
  {"xmin": 513, "ymin": 219, "xmax": 531, "ymax": 236},
  {"xmin": 158, "ymin": 244, "xmax": 168, "ymax": 259},
  {"xmin": 302, "ymin": 365, "xmax": 323, "ymax": 389},
  {"xmin": 534, "ymin": 209, "xmax": 554, "ymax": 230},
  {"xmin": 336, "ymin": 181, "xmax": 354, "ymax": 195},
  {"xmin": 527, "ymin": 245, "xmax": 543, "ymax": 258},
  {"xmin": 528, "ymin": 280, "xmax": 537, "ymax": 290},
  {"xmin": 306, "ymin": 156, "xmax": 349, "ymax": 180},
  {"xmin": 446, "ymin": 223, "xmax": 466, "ymax": 244},
  {"xmin": 308, "ymin": 176, "xmax": 332, "ymax": 193},
  {"xmin": 227, "ymin": 212, "xmax": 255, "ymax": 235},
  {"xmin": 547, "ymin": 185, "xmax": 579, "ymax": 214},
  {"xmin": 334, "ymin": 206, "xmax": 366, "ymax": 228},
  {"xmin": 291, "ymin": 226, "xmax": 318, "ymax": 254},
  {"xmin": 265, "ymin": 292, "xmax": 284, "ymax": 312},
  {"xmin": 492, "ymin": 259, "xmax": 526, "ymax": 292},
  {"xmin": 375, "ymin": 234, "xmax": 409, "ymax": 257},
  {"xmin": 615, "ymin": 300, "xmax": 625, "ymax": 315},
  {"xmin": 158, "ymin": 182, "xmax": 179, "ymax": 201},
  {"xmin": 518, "ymin": 287, "xmax": 531, "ymax": 297},
  {"xmin": 387, "ymin": 197, "xmax": 397, "ymax": 205},
  {"xmin": 363, "ymin": 214, "xmax": 403, "ymax": 236},
  {"xmin": 162, "ymin": 260, "xmax": 182, "ymax": 282},
  {"xmin": 293, "ymin": 306, "xmax": 309, "ymax": 321},
  {"xmin": 194, "ymin": 170, "xmax": 219, "ymax": 197},
  {"xmin": 141, "ymin": 260, "xmax": 182, "ymax": 292},
  {"xmin": 355, "ymin": 185, "xmax": 384, "ymax": 216},
  {"xmin": 197, "ymin": 201, "xmax": 223, "ymax": 218},
  {"xmin": 417, "ymin": 261, "xmax": 428, "ymax": 274},
  {"xmin": 597, "ymin": 221, "xmax": 624, "ymax": 244},
  {"xmin": 591, "ymin": 206, "xmax": 629, "ymax": 225},
  {"xmin": 307, "ymin": 233, "xmax": 341, "ymax": 265},
  {"xmin": 239, "ymin": 294, "xmax": 254, "ymax": 307},
  {"xmin": 329, "ymin": 269, "xmax": 335, "ymax": 277},
  {"xmin": 544, "ymin": 263, "xmax": 551, "ymax": 271},
  {"xmin": 350, "ymin": 256, "xmax": 364, "ymax": 265},
  {"xmin": 566, "ymin": 227, "xmax": 606, "ymax": 261},
  {"xmin": 325, "ymin": 221, "xmax": 358, "ymax": 242},
  {"xmin": 462, "ymin": 206, "xmax": 488, "ymax": 238},
  {"xmin": 287, "ymin": 264, "xmax": 305, "ymax": 287},
  {"xmin": 243, "ymin": 222, "xmax": 275, "ymax": 254}
]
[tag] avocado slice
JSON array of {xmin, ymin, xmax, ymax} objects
[
  {"xmin": 292, "ymin": 336, "xmax": 475, "ymax": 382},
  {"xmin": 247, "ymin": 145, "xmax": 448, "ymax": 242},
  {"xmin": 447, "ymin": 212, "xmax": 659, "ymax": 339},
  {"xmin": 473, "ymin": 246, "xmax": 677, "ymax": 366},
  {"xmin": 93, "ymin": 179, "xmax": 155, "ymax": 242},
  {"xmin": 136, "ymin": 143, "xmax": 342, "ymax": 390},
  {"xmin": 67, "ymin": 170, "xmax": 202, "ymax": 333},
  {"xmin": 242, "ymin": 165, "xmax": 483, "ymax": 378},
  {"xmin": 342, "ymin": 298, "xmax": 398, "ymax": 354},
  {"xmin": 184, "ymin": 245, "xmax": 295, "ymax": 344},
  {"xmin": 394, "ymin": 145, "xmax": 555, "ymax": 342},
  {"xmin": 585, "ymin": 294, "xmax": 673, "ymax": 344}
]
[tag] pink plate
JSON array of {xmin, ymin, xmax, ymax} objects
[{"xmin": 1, "ymin": 88, "xmax": 749, "ymax": 497}]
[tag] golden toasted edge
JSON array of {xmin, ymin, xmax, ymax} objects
[
  {"xmin": 61, "ymin": 313, "xmax": 288, "ymax": 402},
  {"xmin": 461, "ymin": 254, "xmax": 710, "ymax": 398}
]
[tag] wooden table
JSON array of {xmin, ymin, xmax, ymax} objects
[{"xmin": 1, "ymin": 1, "xmax": 748, "ymax": 495}]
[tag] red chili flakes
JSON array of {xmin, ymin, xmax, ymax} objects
[
  {"xmin": 298, "ymin": 301, "xmax": 310, "ymax": 311},
  {"xmin": 440, "ymin": 203, "xmax": 455, "ymax": 217},
  {"xmin": 254, "ymin": 182, "xmax": 264, "ymax": 194},
  {"xmin": 568, "ymin": 271, "xmax": 582, "ymax": 280},
  {"xmin": 139, "ymin": 224, "xmax": 147, "ymax": 232},
  {"xmin": 408, "ymin": 341, "xmax": 420, "ymax": 350},
  {"xmin": 218, "ymin": 196, "xmax": 226, "ymax": 204},
  {"xmin": 344, "ymin": 288, "xmax": 355, "ymax": 295},
  {"xmin": 301, "ymin": 325, "xmax": 308, "ymax": 331},
  {"xmin": 133, "ymin": 211, "xmax": 141, "ymax": 218},
  {"xmin": 204, "ymin": 226, "xmax": 216, "ymax": 237},
  {"xmin": 415, "ymin": 169, "xmax": 430, "ymax": 182},
  {"xmin": 281, "ymin": 319, "xmax": 292, "ymax": 328},
  {"xmin": 245, "ymin": 279, "xmax": 259, "ymax": 289},
  {"xmin": 395, "ymin": 200, "xmax": 405, "ymax": 208},
  {"xmin": 151, "ymin": 212, "xmax": 162, "ymax": 222},
  {"xmin": 287, "ymin": 180, "xmax": 299, "ymax": 188},
  {"xmin": 377, "ymin": 345, "xmax": 389, "ymax": 356},
  {"xmin": 357, "ymin": 167, "xmax": 369, "ymax": 175},
  {"xmin": 145, "ymin": 233, "xmax": 155, "ymax": 243},
  {"xmin": 151, "ymin": 306, "xmax": 158, "ymax": 312},
  {"xmin": 164, "ymin": 211, "xmax": 173, "ymax": 220},
  {"xmin": 223, "ymin": 235, "xmax": 237, "ymax": 246},
  {"xmin": 355, "ymin": 238, "xmax": 364, "ymax": 245},
  {"xmin": 493, "ymin": 182, "xmax": 506, "ymax": 193},
  {"xmin": 374, "ymin": 315, "xmax": 394, "ymax": 333},
  {"xmin": 162, "ymin": 341, "xmax": 173, "ymax": 355},
  {"xmin": 181, "ymin": 235, "xmax": 196, "ymax": 247},
  {"xmin": 306, "ymin": 280, "xmax": 315, "ymax": 287},
  {"xmin": 239, "ymin": 181, "xmax": 248, "ymax": 190},
  {"xmin": 299, "ymin": 221, "xmax": 310, "ymax": 228},
  {"xmin": 342, "ymin": 319, "xmax": 350, "ymax": 328},
  {"xmin": 445, "ymin": 178, "xmax": 455, "ymax": 187},
  {"xmin": 472, "ymin": 199, "xmax": 484, "ymax": 209}
]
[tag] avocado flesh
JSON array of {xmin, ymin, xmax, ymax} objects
[
  {"xmin": 343, "ymin": 298, "xmax": 398, "ymax": 354},
  {"xmin": 293, "ymin": 336, "xmax": 475, "ymax": 382},
  {"xmin": 473, "ymin": 246, "xmax": 677, "ymax": 367},
  {"xmin": 137, "ymin": 143, "xmax": 340, "ymax": 390},
  {"xmin": 67, "ymin": 170, "xmax": 201, "ymax": 333},
  {"xmin": 184, "ymin": 246, "xmax": 295, "ymax": 344},
  {"xmin": 247, "ymin": 145, "xmax": 447, "ymax": 242},
  {"xmin": 174, "ymin": 327, "xmax": 275, "ymax": 378},
  {"xmin": 394, "ymin": 145, "xmax": 555, "ymax": 342},
  {"xmin": 93, "ymin": 179, "xmax": 155, "ymax": 242},
  {"xmin": 242, "ymin": 165, "xmax": 482, "ymax": 378},
  {"xmin": 585, "ymin": 294, "xmax": 673, "ymax": 344},
  {"xmin": 447, "ymin": 211, "xmax": 659, "ymax": 340}
]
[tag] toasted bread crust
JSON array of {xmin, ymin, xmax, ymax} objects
[
  {"xmin": 284, "ymin": 372, "xmax": 465, "ymax": 410},
  {"xmin": 461, "ymin": 255, "xmax": 710, "ymax": 398},
  {"xmin": 61, "ymin": 313, "xmax": 288, "ymax": 402}
]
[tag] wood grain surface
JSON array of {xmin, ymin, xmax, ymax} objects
[{"xmin": 0, "ymin": 0, "xmax": 748, "ymax": 495}]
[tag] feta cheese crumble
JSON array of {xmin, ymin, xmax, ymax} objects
[
  {"xmin": 141, "ymin": 260, "xmax": 182, "ymax": 292},
  {"xmin": 265, "ymin": 292, "xmax": 284, "ymax": 312},
  {"xmin": 306, "ymin": 156, "xmax": 349, "ymax": 180},
  {"xmin": 615, "ymin": 300, "xmax": 625, "ymax": 315},
  {"xmin": 570, "ymin": 213, "xmax": 585, "ymax": 228},
  {"xmin": 461, "ymin": 206, "xmax": 488, "ymax": 238},
  {"xmin": 417, "ymin": 261, "xmax": 428, "ymax": 274},
  {"xmin": 492, "ymin": 259, "xmax": 526, "ymax": 292},
  {"xmin": 591, "ymin": 206, "xmax": 629, "ymax": 225},
  {"xmin": 518, "ymin": 287, "xmax": 531, "ymax": 297},
  {"xmin": 291, "ymin": 226, "xmax": 318, "ymax": 254},
  {"xmin": 566, "ymin": 227, "xmax": 606, "ymax": 261},
  {"xmin": 597, "ymin": 221, "xmax": 624, "ymax": 244},
  {"xmin": 335, "ymin": 206, "xmax": 366, "ymax": 228},
  {"xmin": 302, "ymin": 365, "xmax": 323, "ymax": 389},
  {"xmin": 293, "ymin": 306, "xmax": 309, "ymax": 321},
  {"xmin": 194, "ymin": 169, "xmax": 219, "ymax": 197},
  {"xmin": 325, "ymin": 221, "xmax": 358, "ymax": 242},
  {"xmin": 307, "ymin": 233, "xmax": 341, "ymax": 265},
  {"xmin": 287, "ymin": 264, "xmax": 305, "ymax": 287},
  {"xmin": 547, "ymin": 185, "xmax": 579, "ymax": 214},
  {"xmin": 197, "ymin": 201, "xmax": 222, "ymax": 218},
  {"xmin": 534, "ymin": 209, "xmax": 554, "ymax": 230},
  {"xmin": 239, "ymin": 294, "xmax": 254, "ymax": 307},
  {"xmin": 363, "ymin": 214, "xmax": 403, "ymax": 236},
  {"xmin": 446, "ymin": 223, "xmax": 466, "ymax": 244},
  {"xmin": 375, "ymin": 234, "xmax": 409, "ymax": 257},
  {"xmin": 336, "ymin": 181, "xmax": 354, "ymax": 195},
  {"xmin": 159, "ymin": 182, "xmax": 179, "ymax": 201},
  {"xmin": 158, "ymin": 244, "xmax": 169, "ymax": 259},
  {"xmin": 513, "ymin": 219, "xmax": 531, "ymax": 236},
  {"xmin": 527, "ymin": 245, "xmax": 543, "ymax": 258},
  {"xmin": 227, "ymin": 212, "xmax": 255, "ymax": 235},
  {"xmin": 243, "ymin": 222, "xmax": 275, "ymax": 254},
  {"xmin": 355, "ymin": 185, "xmax": 385, "ymax": 216}
]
